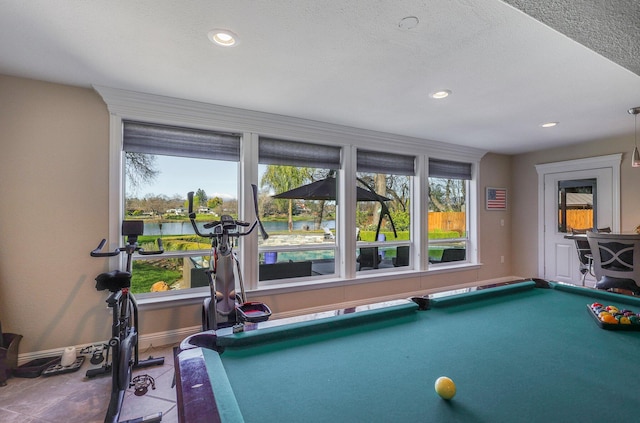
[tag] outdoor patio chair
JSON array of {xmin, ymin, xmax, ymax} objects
[
  {"xmin": 357, "ymin": 247, "xmax": 380, "ymax": 270},
  {"xmin": 393, "ymin": 246, "xmax": 410, "ymax": 267},
  {"xmin": 323, "ymin": 227, "xmax": 335, "ymax": 240},
  {"xmin": 431, "ymin": 248, "xmax": 466, "ymax": 264}
]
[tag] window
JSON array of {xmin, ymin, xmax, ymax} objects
[
  {"xmin": 428, "ymin": 158, "xmax": 471, "ymax": 265},
  {"xmin": 257, "ymin": 138, "xmax": 341, "ymax": 283},
  {"xmin": 356, "ymin": 149, "xmax": 414, "ymax": 272},
  {"xmin": 557, "ymin": 179, "xmax": 597, "ymax": 233},
  {"xmin": 99, "ymin": 87, "xmax": 485, "ymax": 302},
  {"xmin": 123, "ymin": 121, "xmax": 240, "ymax": 294}
]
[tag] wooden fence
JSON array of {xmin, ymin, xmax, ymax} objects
[
  {"xmin": 430, "ymin": 210, "xmax": 594, "ymax": 234},
  {"xmin": 429, "ymin": 212, "xmax": 466, "ymax": 235},
  {"xmin": 562, "ymin": 209, "xmax": 594, "ymax": 231}
]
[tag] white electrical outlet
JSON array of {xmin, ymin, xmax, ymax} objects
[{"xmin": 500, "ymin": 256, "xmax": 504, "ymax": 263}]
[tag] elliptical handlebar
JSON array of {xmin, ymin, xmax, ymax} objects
[
  {"xmin": 139, "ymin": 238, "xmax": 164, "ymax": 255},
  {"xmin": 252, "ymin": 183, "xmax": 269, "ymax": 241},
  {"xmin": 188, "ymin": 184, "xmax": 269, "ymax": 240}
]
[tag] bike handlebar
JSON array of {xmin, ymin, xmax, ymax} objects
[
  {"xmin": 91, "ymin": 239, "xmax": 120, "ymax": 257},
  {"xmin": 90, "ymin": 238, "xmax": 164, "ymax": 257}
]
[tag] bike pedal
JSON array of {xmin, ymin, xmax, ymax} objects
[
  {"xmin": 132, "ymin": 374, "xmax": 156, "ymax": 396},
  {"xmin": 89, "ymin": 344, "xmax": 107, "ymax": 365},
  {"xmin": 90, "ymin": 351, "xmax": 104, "ymax": 365}
]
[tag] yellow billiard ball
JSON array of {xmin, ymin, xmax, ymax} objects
[{"xmin": 435, "ymin": 376, "xmax": 456, "ymax": 400}]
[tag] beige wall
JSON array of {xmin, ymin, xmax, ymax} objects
[
  {"xmin": 477, "ymin": 153, "xmax": 512, "ymax": 279},
  {"xmin": 1, "ymin": 75, "xmax": 113, "ymax": 352},
  {"xmin": 0, "ymin": 74, "xmax": 514, "ymax": 354}
]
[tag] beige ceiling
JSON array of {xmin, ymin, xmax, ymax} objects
[{"xmin": 1, "ymin": 0, "xmax": 639, "ymax": 154}]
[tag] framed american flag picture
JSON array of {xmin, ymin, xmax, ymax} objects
[{"xmin": 486, "ymin": 187, "xmax": 507, "ymax": 210}]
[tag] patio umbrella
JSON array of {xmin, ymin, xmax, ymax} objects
[
  {"xmin": 272, "ymin": 177, "xmax": 396, "ymax": 239},
  {"xmin": 272, "ymin": 177, "xmax": 390, "ymax": 202}
]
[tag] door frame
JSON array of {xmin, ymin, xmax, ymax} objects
[{"xmin": 535, "ymin": 154, "xmax": 622, "ymax": 278}]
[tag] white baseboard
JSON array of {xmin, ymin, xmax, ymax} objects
[{"xmin": 16, "ymin": 326, "xmax": 202, "ymax": 366}]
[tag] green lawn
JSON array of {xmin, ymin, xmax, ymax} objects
[{"xmin": 131, "ymin": 261, "xmax": 182, "ymax": 294}]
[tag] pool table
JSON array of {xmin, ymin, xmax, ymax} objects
[{"xmin": 175, "ymin": 280, "xmax": 640, "ymax": 422}]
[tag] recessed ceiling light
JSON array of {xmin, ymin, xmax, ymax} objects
[
  {"xmin": 430, "ymin": 90, "xmax": 451, "ymax": 99},
  {"xmin": 208, "ymin": 29, "xmax": 238, "ymax": 47},
  {"xmin": 541, "ymin": 122, "xmax": 558, "ymax": 128}
]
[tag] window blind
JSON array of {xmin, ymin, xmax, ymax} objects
[
  {"xmin": 357, "ymin": 150, "xmax": 415, "ymax": 175},
  {"xmin": 259, "ymin": 138, "xmax": 341, "ymax": 169},
  {"xmin": 123, "ymin": 121, "xmax": 241, "ymax": 161},
  {"xmin": 428, "ymin": 158, "xmax": 472, "ymax": 180}
]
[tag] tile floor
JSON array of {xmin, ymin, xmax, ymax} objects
[{"xmin": 0, "ymin": 344, "xmax": 178, "ymax": 423}]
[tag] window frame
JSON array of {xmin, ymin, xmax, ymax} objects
[
  {"xmin": 122, "ymin": 121, "xmax": 243, "ymax": 295},
  {"xmin": 355, "ymin": 149, "xmax": 415, "ymax": 274},
  {"xmin": 427, "ymin": 178, "xmax": 471, "ymax": 266},
  {"xmin": 426, "ymin": 158, "xmax": 475, "ymax": 267},
  {"xmin": 257, "ymin": 137, "xmax": 342, "ymax": 283}
]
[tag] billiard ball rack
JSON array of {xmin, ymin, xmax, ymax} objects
[{"xmin": 586, "ymin": 304, "xmax": 640, "ymax": 331}]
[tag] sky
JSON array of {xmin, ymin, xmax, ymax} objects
[{"xmin": 128, "ymin": 155, "xmax": 239, "ymax": 199}]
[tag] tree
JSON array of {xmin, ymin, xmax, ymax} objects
[
  {"xmin": 429, "ymin": 178, "xmax": 465, "ymax": 212},
  {"xmin": 125, "ymin": 152, "xmax": 159, "ymax": 190},
  {"xmin": 145, "ymin": 194, "xmax": 170, "ymax": 216},
  {"xmin": 260, "ymin": 165, "xmax": 312, "ymax": 231},
  {"xmin": 207, "ymin": 197, "xmax": 223, "ymax": 211},
  {"xmin": 372, "ymin": 173, "xmax": 387, "ymax": 226},
  {"xmin": 195, "ymin": 188, "xmax": 208, "ymax": 207}
]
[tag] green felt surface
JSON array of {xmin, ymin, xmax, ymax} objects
[{"xmin": 211, "ymin": 282, "xmax": 640, "ymax": 422}]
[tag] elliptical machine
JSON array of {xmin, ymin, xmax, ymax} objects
[{"xmin": 187, "ymin": 184, "xmax": 271, "ymax": 331}]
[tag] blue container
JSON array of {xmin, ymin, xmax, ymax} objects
[{"xmin": 264, "ymin": 252, "xmax": 278, "ymax": 264}]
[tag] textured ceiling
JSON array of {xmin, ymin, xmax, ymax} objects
[
  {"xmin": 0, "ymin": 0, "xmax": 639, "ymax": 155},
  {"xmin": 503, "ymin": 0, "xmax": 640, "ymax": 77}
]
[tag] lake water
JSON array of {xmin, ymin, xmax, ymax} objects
[{"xmin": 143, "ymin": 220, "xmax": 335, "ymax": 235}]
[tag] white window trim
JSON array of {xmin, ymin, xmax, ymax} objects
[{"xmin": 425, "ymin": 164, "xmax": 478, "ymax": 266}]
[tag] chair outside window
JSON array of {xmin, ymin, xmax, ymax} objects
[
  {"xmin": 586, "ymin": 231, "xmax": 640, "ymax": 294},
  {"xmin": 393, "ymin": 246, "xmax": 410, "ymax": 267},
  {"xmin": 323, "ymin": 227, "xmax": 335, "ymax": 240},
  {"xmin": 357, "ymin": 247, "xmax": 380, "ymax": 270},
  {"xmin": 431, "ymin": 248, "xmax": 466, "ymax": 264}
]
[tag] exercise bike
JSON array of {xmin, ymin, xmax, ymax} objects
[
  {"xmin": 87, "ymin": 220, "xmax": 166, "ymax": 423},
  {"xmin": 187, "ymin": 184, "xmax": 272, "ymax": 331}
]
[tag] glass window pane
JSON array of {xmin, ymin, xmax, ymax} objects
[
  {"xmin": 125, "ymin": 151, "xmax": 238, "ymax": 294},
  {"xmin": 428, "ymin": 177, "xmax": 468, "ymax": 264},
  {"xmin": 258, "ymin": 140, "xmax": 339, "ymax": 283},
  {"xmin": 557, "ymin": 179, "xmax": 596, "ymax": 233},
  {"xmin": 259, "ymin": 249, "xmax": 335, "ymax": 281},
  {"xmin": 356, "ymin": 160, "xmax": 412, "ymax": 272}
]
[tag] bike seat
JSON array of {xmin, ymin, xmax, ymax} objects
[{"xmin": 95, "ymin": 270, "xmax": 131, "ymax": 292}]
